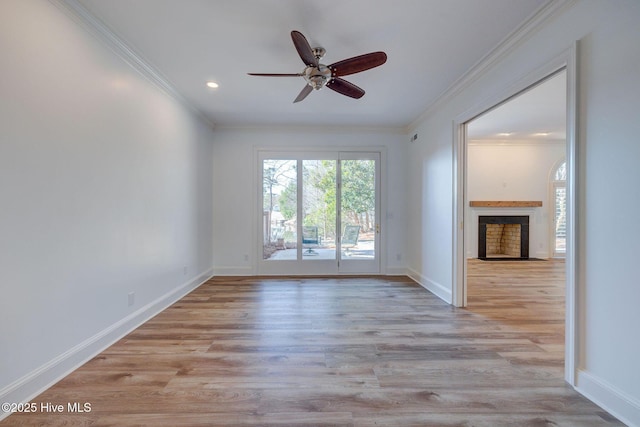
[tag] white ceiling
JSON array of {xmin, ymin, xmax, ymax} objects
[
  {"xmin": 75, "ymin": 0, "xmax": 552, "ymax": 131},
  {"xmin": 468, "ymin": 69, "xmax": 567, "ymax": 141}
]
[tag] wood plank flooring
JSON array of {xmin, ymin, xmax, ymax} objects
[{"xmin": 2, "ymin": 262, "xmax": 623, "ymax": 426}]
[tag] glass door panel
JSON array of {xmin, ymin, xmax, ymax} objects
[
  {"xmin": 262, "ymin": 159, "xmax": 297, "ymax": 261},
  {"xmin": 338, "ymin": 153, "xmax": 380, "ymax": 273},
  {"xmin": 340, "ymin": 159, "xmax": 376, "ymax": 260},
  {"xmin": 302, "ymin": 160, "xmax": 337, "ymax": 260}
]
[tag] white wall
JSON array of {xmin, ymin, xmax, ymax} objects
[
  {"xmin": 466, "ymin": 141, "xmax": 565, "ymax": 258},
  {"xmin": 0, "ymin": 0, "xmax": 214, "ymax": 407},
  {"xmin": 406, "ymin": 0, "xmax": 640, "ymax": 424},
  {"xmin": 406, "ymin": 121, "xmax": 455, "ymax": 301},
  {"xmin": 212, "ymin": 127, "xmax": 408, "ymax": 275}
]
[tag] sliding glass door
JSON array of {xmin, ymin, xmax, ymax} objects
[{"xmin": 259, "ymin": 151, "xmax": 380, "ymax": 275}]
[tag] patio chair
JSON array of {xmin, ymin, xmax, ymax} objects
[
  {"xmin": 341, "ymin": 225, "xmax": 360, "ymax": 255},
  {"xmin": 302, "ymin": 226, "xmax": 319, "ymax": 255}
]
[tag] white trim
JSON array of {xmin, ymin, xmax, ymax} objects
[
  {"xmin": 216, "ymin": 123, "xmax": 406, "ymax": 135},
  {"xmin": 564, "ymin": 40, "xmax": 579, "ymax": 387},
  {"xmin": 407, "ymin": 268, "xmax": 452, "ymax": 303},
  {"xmin": 49, "ymin": 0, "xmax": 215, "ymax": 129},
  {"xmin": 252, "ymin": 147, "xmax": 260, "ymax": 275},
  {"xmin": 254, "ymin": 145, "xmax": 389, "ymax": 155},
  {"xmin": 379, "ymin": 146, "xmax": 389, "ymax": 275},
  {"xmin": 385, "ymin": 267, "xmax": 409, "ymax": 276},
  {"xmin": 0, "ymin": 269, "xmax": 213, "ymax": 422},
  {"xmin": 576, "ymin": 370, "xmax": 640, "ymax": 427},
  {"xmin": 452, "ymin": 120, "xmax": 467, "ymax": 307},
  {"xmin": 468, "ymin": 139, "xmax": 566, "ymax": 146}
]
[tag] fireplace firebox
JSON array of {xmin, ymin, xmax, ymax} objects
[{"xmin": 478, "ymin": 215, "xmax": 529, "ymax": 260}]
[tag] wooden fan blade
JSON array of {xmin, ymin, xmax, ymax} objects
[
  {"xmin": 326, "ymin": 78, "xmax": 365, "ymax": 99},
  {"xmin": 293, "ymin": 84, "xmax": 313, "ymax": 103},
  {"xmin": 329, "ymin": 52, "xmax": 387, "ymax": 77},
  {"xmin": 247, "ymin": 73, "xmax": 302, "ymax": 77},
  {"xmin": 291, "ymin": 30, "xmax": 318, "ymax": 67}
]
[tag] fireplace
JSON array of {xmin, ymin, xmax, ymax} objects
[{"xmin": 478, "ymin": 215, "xmax": 529, "ymax": 259}]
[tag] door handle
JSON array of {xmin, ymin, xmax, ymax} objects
[{"xmin": 376, "ymin": 224, "xmax": 380, "ymax": 234}]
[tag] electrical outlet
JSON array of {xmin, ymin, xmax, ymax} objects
[
  {"xmin": 128, "ymin": 292, "xmax": 135, "ymax": 307},
  {"xmin": 244, "ymin": 254, "xmax": 249, "ymax": 262},
  {"xmin": 183, "ymin": 266, "xmax": 188, "ymax": 275}
]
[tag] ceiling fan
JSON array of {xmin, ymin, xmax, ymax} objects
[{"xmin": 248, "ymin": 30, "xmax": 387, "ymax": 103}]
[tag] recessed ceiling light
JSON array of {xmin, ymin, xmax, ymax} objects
[
  {"xmin": 206, "ymin": 81, "xmax": 219, "ymax": 89},
  {"xmin": 497, "ymin": 132, "xmax": 513, "ymax": 137},
  {"xmin": 533, "ymin": 132, "xmax": 551, "ymax": 136}
]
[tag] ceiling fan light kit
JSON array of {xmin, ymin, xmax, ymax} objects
[{"xmin": 248, "ymin": 30, "xmax": 387, "ymax": 103}]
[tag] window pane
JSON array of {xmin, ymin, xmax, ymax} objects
[
  {"xmin": 555, "ymin": 186, "xmax": 566, "ymax": 253},
  {"xmin": 263, "ymin": 160, "xmax": 297, "ymax": 261},
  {"xmin": 554, "ymin": 162, "xmax": 566, "ymax": 181}
]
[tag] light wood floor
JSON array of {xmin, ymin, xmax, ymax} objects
[{"xmin": 3, "ymin": 261, "xmax": 623, "ymax": 426}]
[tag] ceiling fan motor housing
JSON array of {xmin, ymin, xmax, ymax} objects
[{"xmin": 303, "ymin": 64, "xmax": 332, "ymax": 90}]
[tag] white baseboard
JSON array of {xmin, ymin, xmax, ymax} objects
[
  {"xmin": 0, "ymin": 269, "xmax": 213, "ymax": 422},
  {"xmin": 212, "ymin": 266, "xmax": 254, "ymax": 276},
  {"xmin": 212, "ymin": 262, "xmax": 414, "ymax": 277},
  {"xmin": 212, "ymin": 266, "xmax": 410, "ymax": 276},
  {"xmin": 385, "ymin": 266, "xmax": 408, "ymax": 276},
  {"xmin": 576, "ymin": 369, "xmax": 640, "ymax": 427},
  {"xmin": 407, "ymin": 268, "xmax": 452, "ymax": 304}
]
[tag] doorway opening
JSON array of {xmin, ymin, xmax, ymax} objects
[{"xmin": 456, "ymin": 65, "xmax": 574, "ymax": 381}]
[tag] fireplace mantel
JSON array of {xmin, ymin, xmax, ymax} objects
[{"xmin": 470, "ymin": 201, "xmax": 542, "ymax": 208}]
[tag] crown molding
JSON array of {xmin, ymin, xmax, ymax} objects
[
  {"xmin": 49, "ymin": 0, "xmax": 216, "ymax": 129},
  {"xmin": 214, "ymin": 123, "xmax": 407, "ymax": 136},
  {"xmin": 406, "ymin": 0, "xmax": 578, "ymax": 132},
  {"xmin": 468, "ymin": 138, "xmax": 566, "ymax": 146}
]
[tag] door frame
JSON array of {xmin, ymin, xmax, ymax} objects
[
  {"xmin": 255, "ymin": 146, "xmax": 385, "ymax": 275},
  {"xmin": 452, "ymin": 43, "xmax": 579, "ymax": 385}
]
